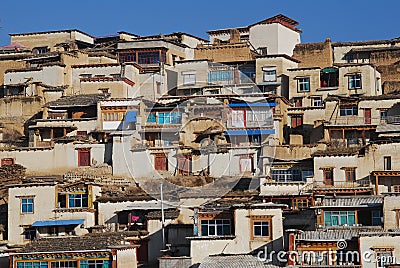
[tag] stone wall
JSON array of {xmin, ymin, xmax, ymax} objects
[{"xmin": 293, "ymin": 38, "xmax": 333, "ymax": 68}]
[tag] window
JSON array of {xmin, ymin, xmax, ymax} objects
[
  {"xmin": 344, "ymin": 168, "xmax": 356, "ymax": 182},
  {"xmin": 291, "ymin": 115, "xmax": 303, "ymax": 128},
  {"xmin": 253, "ymin": 221, "xmax": 270, "ymax": 238},
  {"xmin": 208, "ymin": 69, "xmax": 233, "ymax": 84},
  {"xmin": 384, "ymin": 156, "xmax": 392, "ymax": 170},
  {"xmin": 294, "ymin": 199, "xmax": 309, "ymax": 210},
  {"xmin": 137, "ymin": 51, "xmax": 165, "ymax": 64},
  {"xmin": 348, "ymin": 73, "xmax": 362, "ymax": 89},
  {"xmin": 297, "ymin": 77, "xmax": 310, "ymax": 92},
  {"xmin": 17, "ymin": 262, "xmax": 48, "ymax": 268},
  {"xmin": 33, "ymin": 46, "xmax": 49, "ymax": 54},
  {"xmin": 372, "ymin": 210, "xmax": 382, "ymax": 226},
  {"xmin": 340, "ymin": 106, "xmax": 358, "ymax": 116},
  {"xmin": 323, "ymin": 169, "xmax": 334, "ymax": 186},
  {"xmin": 324, "ymin": 211, "xmax": 356, "ymax": 226},
  {"xmin": 98, "ymin": 88, "xmax": 109, "ymax": 94},
  {"xmin": 262, "ymin": 66, "xmax": 277, "ymax": 82},
  {"xmin": 312, "ymin": 96, "xmax": 323, "ymax": 107},
  {"xmin": 21, "ymin": 197, "xmax": 34, "ymax": 213},
  {"xmin": 68, "ymin": 194, "xmax": 88, "ymax": 208},
  {"xmin": 293, "ymin": 97, "xmax": 302, "ymax": 107},
  {"xmin": 80, "ymin": 260, "xmax": 111, "ymax": 268},
  {"xmin": 271, "ymin": 169, "xmax": 302, "ymax": 182},
  {"xmin": 23, "ymin": 227, "xmax": 36, "ymax": 240},
  {"xmin": 380, "ymin": 110, "xmax": 388, "ymax": 122},
  {"xmin": 200, "ymin": 219, "xmax": 231, "ymax": 236},
  {"xmin": 110, "ymin": 73, "xmax": 121, "ymax": 79},
  {"xmin": 393, "ymin": 185, "xmax": 400, "ymax": 193},
  {"xmin": 80, "ymin": 74, "xmax": 92, "ymax": 79},
  {"xmin": 50, "ymin": 261, "xmax": 78, "ymax": 268},
  {"xmin": 119, "ymin": 53, "xmax": 136, "ymax": 63},
  {"xmin": 376, "ymin": 251, "xmax": 394, "ymax": 268},
  {"xmin": 182, "ymin": 72, "xmax": 196, "ymax": 86},
  {"xmin": 239, "ymin": 155, "xmax": 254, "ymax": 173}
]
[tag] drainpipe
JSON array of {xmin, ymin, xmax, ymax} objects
[{"xmin": 193, "ymin": 208, "xmax": 199, "ymax": 236}]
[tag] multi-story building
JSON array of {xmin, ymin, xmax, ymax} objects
[{"xmin": 8, "ymin": 182, "xmax": 101, "ymax": 245}]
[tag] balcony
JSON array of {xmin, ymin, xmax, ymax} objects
[
  {"xmin": 386, "ymin": 115, "xmax": 400, "ymax": 124},
  {"xmin": 325, "ymin": 116, "xmax": 380, "ymax": 126}
]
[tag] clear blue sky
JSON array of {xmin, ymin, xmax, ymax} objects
[{"xmin": 1, "ymin": 0, "xmax": 399, "ymax": 46}]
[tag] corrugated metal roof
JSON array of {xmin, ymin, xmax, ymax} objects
[
  {"xmin": 315, "ymin": 196, "xmax": 382, "ymax": 208},
  {"xmin": 199, "ymin": 254, "xmax": 278, "ymax": 268},
  {"xmin": 376, "ymin": 124, "xmax": 400, "ymax": 133},
  {"xmin": 298, "ymin": 227, "xmax": 383, "ymax": 241}
]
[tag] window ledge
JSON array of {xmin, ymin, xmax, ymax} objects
[{"xmin": 186, "ymin": 235, "xmax": 236, "ymax": 240}]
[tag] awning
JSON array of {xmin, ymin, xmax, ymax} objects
[
  {"xmin": 228, "ymin": 102, "xmax": 276, "ymax": 107},
  {"xmin": 125, "ymin": 110, "xmax": 137, "ymax": 122},
  {"xmin": 225, "ymin": 129, "xmax": 275, "ymax": 135},
  {"xmin": 321, "ymin": 67, "xmax": 338, "ymax": 73},
  {"xmin": 32, "ymin": 219, "xmax": 84, "ymax": 227}
]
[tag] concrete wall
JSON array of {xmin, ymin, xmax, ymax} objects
[
  {"xmin": 5, "ymin": 65, "xmax": 65, "ymax": 88},
  {"xmin": 359, "ymin": 235, "xmax": 400, "ymax": 268},
  {"xmin": 190, "ymin": 207, "xmax": 283, "ymax": 265},
  {"xmin": 383, "ymin": 195, "xmax": 400, "ymax": 230},
  {"xmin": 116, "ymin": 248, "xmax": 137, "ymax": 268},
  {"xmin": 175, "ymin": 60, "xmax": 210, "ymax": 87},
  {"xmin": 8, "ymin": 185, "xmax": 56, "ymax": 244},
  {"xmin": 249, "ymin": 23, "xmax": 300, "ymax": 55},
  {"xmin": 0, "ymin": 143, "xmax": 106, "ymax": 175},
  {"xmin": 0, "ymin": 59, "xmax": 26, "ymax": 85}
]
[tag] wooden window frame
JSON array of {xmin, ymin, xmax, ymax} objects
[{"xmin": 250, "ymin": 215, "xmax": 272, "ymax": 240}]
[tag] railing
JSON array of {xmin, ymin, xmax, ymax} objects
[
  {"xmin": 313, "ymin": 181, "xmax": 371, "ymax": 189},
  {"xmin": 387, "ymin": 115, "xmax": 400, "ymax": 124},
  {"xmin": 326, "ymin": 116, "xmax": 382, "ymax": 126},
  {"xmin": 227, "ymin": 120, "xmax": 274, "ymax": 128}
]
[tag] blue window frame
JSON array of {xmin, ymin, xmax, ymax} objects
[
  {"xmin": 68, "ymin": 194, "xmax": 88, "ymax": 208},
  {"xmin": 17, "ymin": 262, "xmax": 48, "ymax": 268},
  {"xmin": 21, "ymin": 198, "xmax": 34, "ymax": 213},
  {"xmin": 80, "ymin": 260, "xmax": 111, "ymax": 268}
]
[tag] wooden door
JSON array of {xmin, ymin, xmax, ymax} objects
[
  {"xmin": 324, "ymin": 169, "xmax": 334, "ymax": 186},
  {"xmin": 364, "ymin": 108, "xmax": 371, "ymax": 124},
  {"xmin": 177, "ymin": 156, "xmax": 191, "ymax": 175},
  {"xmin": 155, "ymin": 155, "xmax": 168, "ymax": 171},
  {"xmin": 78, "ymin": 149, "xmax": 91, "ymax": 167}
]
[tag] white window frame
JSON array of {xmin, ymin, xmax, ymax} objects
[
  {"xmin": 182, "ymin": 71, "xmax": 196, "ymax": 86},
  {"xmin": 296, "ymin": 77, "xmax": 310, "ymax": 92},
  {"xmin": 312, "ymin": 96, "xmax": 323, "ymax": 107},
  {"xmin": 262, "ymin": 66, "xmax": 277, "ymax": 82}
]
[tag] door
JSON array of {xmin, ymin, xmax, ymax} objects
[
  {"xmin": 364, "ymin": 108, "xmax": 371, "ymax": 124},
  {"xmin": 155, "ymin": 154, "xmax": 168, "ymax": 171},
  {"xmin": 177, "ymin": 156, "xmax": 191, "ymax": 175},
  {"xmin": 324, "ymin": 169, "xmax": 334, "ymax": 186},
  {"xmin": 78, "ymin": 149, "xmax": 91, "ymax": 167},
  {"xmin": 239, "ymin": 155, "xmax": 253, "ymax": 173}
]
